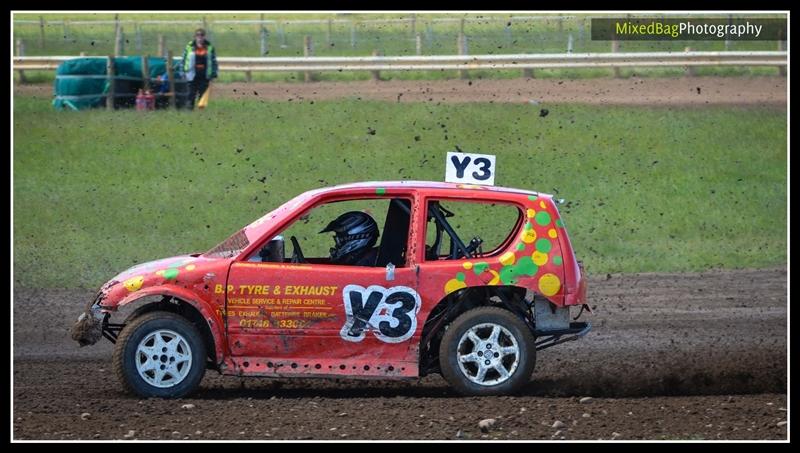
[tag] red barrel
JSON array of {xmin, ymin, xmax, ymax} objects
[
  {"xmin": 143, "ymin": 90, "xmax": 156, "ymax": 111},
  {"xmin": 135, "ymin": 89, "xmax": 147, "ymax": 111}
]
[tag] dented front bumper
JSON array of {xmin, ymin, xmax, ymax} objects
[{"xmin": 70, "ymin": 292, "xmax": 107, "ymax": 347}]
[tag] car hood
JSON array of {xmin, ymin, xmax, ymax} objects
[
  {"xmin": 109, "ymin": 255, "xmax": 200, "ymax": 283},
  {"xmin": 98, "ymin": 254, "xmax": 219, "ymax": 306}
]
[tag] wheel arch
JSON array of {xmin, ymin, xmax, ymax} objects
[
  {"xmin": 417, "ymin": 285, "xmax": 532, "ymax": 376},
  {"xmin": 116, "ymin": 286, "xmax": 225, "ymax": 368}
]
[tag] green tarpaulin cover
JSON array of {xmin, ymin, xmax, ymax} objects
[{"xmin": 53, "ymin": 56, "xmax": 188, "ymax": 111}]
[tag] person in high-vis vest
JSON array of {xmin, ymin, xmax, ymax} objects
[{"xmin": 181, "ymin": 29, "xmax": 218, "ymax": 109}]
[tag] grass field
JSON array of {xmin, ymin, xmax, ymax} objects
[
  {"xmin": 14, "ymin": 12, "xmax": 783, "ymax": 57},
  {"xmin": 13, "ymin": 96, "xmax": 786, "ymax": 288},
  {"xmin": 13, "ymin": 12, "xmax": 784, "ymax": 83}
]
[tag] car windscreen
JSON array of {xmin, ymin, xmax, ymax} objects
[{"xmin": 204, "ymin": 228, "xmax": 250, "ymax": 258}]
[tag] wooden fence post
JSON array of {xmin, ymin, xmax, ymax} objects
[
  {"xmin": 684, "ymin": 47, "xmax": 696, "ymax": 77},
  {"xmin": 457, "ymin": 33, "xmax": 468, "ymax": 79},
  {"xmin": 371, "ymin": 49, "xmax": 382, "ymax": 81},
  {"xmin": 16, "ymin": 39, "xmax": 28, "ymax": 84},
  {"xmin": 135, "ymin": 23, "xmax": 142, "ymax": 52},
  {"xmin": 278, "ymin": 22, "xmax": 287, "ymax": 48},
  {"xmin": 113, "ymin": 14, "xmax": 119, "ymax": 52},
  {"xmin": 725, "ymin": 14, "xmax": 732, "ymax": 50},
  {"xmin": 326, "ymin": 19, "xmax": 333, "ymax": 47},
  {"xmin": 260, "ymin": 27, "xmax": 268, "ymax": 56},
  {"xmin": 778, "ymin": 31, "xmax": 786, "ymax": 76},
  {"xmin": 411, "ymin": 14, "xmax": 417, "ymax": 36},
  {"xmin": 260, "ymin": 13, "xmax": 268, "ymax": 56},
  {"xmin": 416, "ymin": 33, "xmax": 422, "ymax": 55},
  {"xmin": 167, "ymin": 50, "xmax": 176, "ymax": 108},
  {"xmin": 141, "ymin": 55, "xmax": 150, "ymax": 91},
  {"xmin": 106, "ymin": 56, "xmax": 115, "ymax": 110},
  {"xmin": 39, "ymin": 16, "xmax": 45, "ymax": 49},
  {"xmin": 523, "ymin": 67, "xmax": 534, "ymax": 78},
  {"xmin": 350, "ymin": 21, "xmax": 356, "ymax": 48},
  {"xmin": 158, "ymin": 35, "xmax": 165, "ymax": 58},
  {"xmin": 303, "ymin": 35, "xmax": 314, "ymax": 82},
  {"xmin": 611, "ymin": 38, "xmax": 621, "ymax": 78},
  {"xmin": 115, "ymin": 26, "xmax": 124, "ymax": 56}
]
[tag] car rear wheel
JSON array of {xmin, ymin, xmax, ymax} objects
[
  {"xmin": 439, "ymin": 306, "xmax": 536, "ymax": 396},
  {"xmin": 113, "ymin": 311, "xmax": 206, "ymax": 398}
]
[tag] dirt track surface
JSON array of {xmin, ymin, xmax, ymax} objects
[
  {"xmin": 13, "ymin": 267, "xmax": 787, "ymax": 440},
  {"xmin": 15, "ymin": 76, "xmax": 787, "ymax": 106}
]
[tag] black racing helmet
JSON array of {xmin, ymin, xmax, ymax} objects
[{"xmin": 320, "ymin": 211, "xmax": 379, "ymax": 261}]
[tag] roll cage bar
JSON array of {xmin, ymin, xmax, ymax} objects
[{"xmin": 427, "ymin": 201, "xmax": 477, "ymax": 260}]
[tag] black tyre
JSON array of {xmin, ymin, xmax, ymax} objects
[
  {"xmin": 439, "ymin": 306, "xmax": 536, "ymax": 396},
  {"xmin": 113, "ymin": 311, "xmax": 206, "ymax": 398}
]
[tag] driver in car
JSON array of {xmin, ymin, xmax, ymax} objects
[{"xmin": 320, "ymin": 211, "xmax": 380, "ymax": 266}]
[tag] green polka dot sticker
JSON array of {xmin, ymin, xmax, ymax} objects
[
  {"xmin": 528, "ymin": 195, "xmax": 537, "ymax": 201},
  {"xmin": 556, "ymin": 219, "xmax": 564, "ymax": 228},
  {"xmin": 473, "ymin": 262, "xmax": 489, "ymax": 275},
  {"xmin": 500, "ymin": 266, "xmax": 518, "ymax": 285},
  {"xmin": 514, "ymin": 256, "xmax": 538, "ymax": 276},
  {"xmin": 535, "ymin": 211, "xmax": 551, "ymax": 226},
  {"xmin": 163, "ymin": 268, "xmax": 179, "ymax": 280},
  {"xmin": 516, "ymin": 243, "xmax": 525, "ymax": 251},
  {"xmin": 456, "ymin": 272, "xmax": 465, "ymax": 281},
  {"xmin": 552, "ymin": 255, "xmax": 563, "ymax": 266},
  {"xmin": 375, "ymin": 188, "xmax": 386, "ymax": 195},
  {"xmin": 535, "ymin": 238, "xmax": 552, "ymax": 253}
]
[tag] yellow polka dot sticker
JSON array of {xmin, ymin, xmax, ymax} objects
[
  {"xmin": 123, "ymin": 275, "xmax": 144, "ymax": 292},
  {"xmin": 548, "ymin": 228, "xmax": 558, "ymax": 239},
  {"xmin": 538, "ymin": 273, "xmax": 561, "ymax": 296},
  {"xmin": 185, "ymin": 264, "xmax": 196, "ymax": 271},
  {"xmin": 520, "ymin": 228, "xmax": 537, "ymax": 244},
  {"xmin": 532, "ymin": 251, "xmax": 548, "ymax": 266},
  {"xmin": 488, "ymin": 270, "xmax": 501, "ymax": 285},
  {"xmin": 539, "ymin": 200, "xmax": 547, "ymax": 209},
  {"xmin": 155, "ymin": 270, "xmax": 165, "ymax": 276},
  {"xmin": 445, "ymin": 278, "xmax": 467, "ymax": 294},
  {"xmin": 526, "ymin": 208, "xmax": 536, "ymax": 218},
  {"xmin": 463, "ymin": 262, "xmax": 473, "ymax": 270},
  {"xmin": 499, "ymin": 252, "xmax": 516, "ymax": 266}
]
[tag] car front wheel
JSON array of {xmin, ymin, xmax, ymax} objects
[
  {"xmin": 439, "ymin": 306, "xmax": 536, "ymax": 396},
  {"xmin": 113, "ymin": 311, "xmax": 206, "ymax": 398}
]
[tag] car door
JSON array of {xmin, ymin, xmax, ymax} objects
[
  {"xmin": 224, "ymin": 193, "xmax": 423, "ymax": 377},
  {"xmin": 414, "ymin": 195, "xmax": 527, "ymax": 303}
]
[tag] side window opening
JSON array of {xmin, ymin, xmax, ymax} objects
[
  {"xmin": 248, "ymin": 197, "xmax": 411, "ymax": 268},
  {"xmin": 425, "ymin": 200, "xmax": 522, "ymax": 261}
]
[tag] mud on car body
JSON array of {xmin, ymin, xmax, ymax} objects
[{"xmin": 72, "ymin": 181, "xmax": 590, "ymax": 397}]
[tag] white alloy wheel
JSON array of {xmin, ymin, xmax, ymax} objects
[
  {"xmin": 456, "ymin": 322, "xmax": 520, "ymax": 386},
  {"xmin": 135, "ymin": 329, "xmax": 193, "ymax": 388}
]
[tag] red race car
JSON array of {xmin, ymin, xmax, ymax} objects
[{"xmin": 72, "ymin": 181, "xmax": 590, "ymax": 397}]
